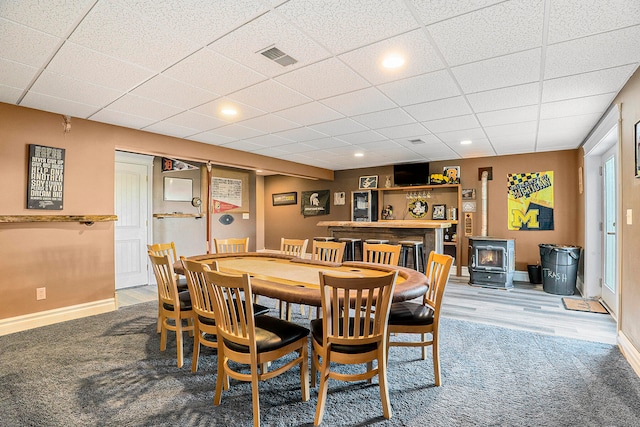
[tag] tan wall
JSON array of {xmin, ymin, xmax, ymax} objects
[
  {"xmin": 265, "ymin": 151, "xmax": 579, "ymax": 272},
  {"xmin": 614, "ymin": 67, "xmax": 640, "ymax": 351},
  {"xmin": 0, "ymin": 103, "xmax": 331, "ymax": 320}
]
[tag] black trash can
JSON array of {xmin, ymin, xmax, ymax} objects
[
  {"xmin": 539, "ymin": 244, "xmax": 582, "ymax": 295},
  {"xmin": 527, "ymin": 264, "xmax": 542, "ymax": 284}
]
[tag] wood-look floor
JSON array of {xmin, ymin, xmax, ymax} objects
[{"xmin": 117, "ymin": 274, "xmax": 617, "ymax": 345}]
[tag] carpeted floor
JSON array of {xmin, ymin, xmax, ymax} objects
[{"xmin": 1, "ymin": 300, "xmax": 639, "ymax": 426}]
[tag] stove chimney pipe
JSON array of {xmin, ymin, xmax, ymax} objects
[{"xmin": 481, "ymin": 170, "xmax": 488, "ymax": 236}]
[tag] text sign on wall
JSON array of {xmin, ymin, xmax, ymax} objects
[
  {"xmin": 27, "ymin": 144, "xmax": 65, "ymax": 210},
  {"xmin": 211, "ymin": 177, "xmax": 242, "ymax": 213}
]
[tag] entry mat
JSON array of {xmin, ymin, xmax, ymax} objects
[{"xmin": 562, "ymin": 297, "xmax": 609, "ymax": 314}]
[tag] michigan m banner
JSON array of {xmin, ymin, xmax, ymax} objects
[{"xmin": 507, "ymin": 171, "xmax": 554, "ymax": 231}]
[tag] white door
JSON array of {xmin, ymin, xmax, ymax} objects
[
  {"xmin": 115, "ymin": 153, "xmax": 152, "ymax": 289},
  {"xmin": 601, "ymin": 145, "xmax": 618, "ymax": 317}
]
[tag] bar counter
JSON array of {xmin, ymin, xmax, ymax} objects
[{"xmin": 316, "ymin": 220, "xmax": 450, "ymax": 256}]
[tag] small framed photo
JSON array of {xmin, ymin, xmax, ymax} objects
[
  {"xmin": 432, "ymin": 204, "xmax": 446, "ymax": 220},
  {"xmin": 272, "ymin": 192, "xmax": 297, "ymax": 206},
  {"xmin": 462, "ymin": 188, "xmax": 476, "ymax": 200},
  {"xmin": 443, "ymin": 166, "xmax": 460, "ymax": 183},
  {"xmin": 359, "ymin": 175, "xmax": 378, "ymax": 189},
  {"xmin": 635, "ymin": 120, "xmax": 640, "ymax": 178}
]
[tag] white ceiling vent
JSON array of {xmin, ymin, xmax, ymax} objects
[
  {"xmin": 409, "ymin": 139, "xmax": 425, "ymax": 144},
  {"xmin": 259, "ymin": 46, "xmax": 298, "ymax": 67}
]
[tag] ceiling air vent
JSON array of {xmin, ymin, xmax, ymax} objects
[
  {"xmin": 409, "ymin": 139, "xmax": 425, "ymax": 145},
  {"xmin": 259, "ymin": 46, "xmax": 298, "ymax": 67}
]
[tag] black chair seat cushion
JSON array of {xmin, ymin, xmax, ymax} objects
[
  {"xmin": 197, "ymin": 302, "xmax": 269, "ymax": 327},
  {"xmin": 177, "ymin": 277, "xmax": 189, "ymax": 292},
  {"xmin": 310, "ymin": 318, "xmax": 378, "ymax": 354},
  {"xmin": 223, "ymin": 315, "xmax": 309, "ymax": 354},
  {"xmin": 162, "ymin": 290, "xmax": 192, "ymax": 311},
  {"xmin": 388, "ymin": 301, "xmax": 434, "ymax": 326}
]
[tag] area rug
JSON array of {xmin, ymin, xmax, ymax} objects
[{"xmin": 562, "ymin": 297, "xmax": 609, "ymax": 314}]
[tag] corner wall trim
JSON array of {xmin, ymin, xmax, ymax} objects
[
  {"xmin": 618, "ymin": 330, "xmax": 640, "ymax": 379},
  {"xmin": 0, "ymin": 299, "xmax": 116, "ymax": 336}
]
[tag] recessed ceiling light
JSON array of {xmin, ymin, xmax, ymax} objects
[
  {"xmin": 460, "ymin": 140, "xmax": 472, "ymax": 145},
  {"xmin": 354, "ymin": 152, "xmax": 364, "ymax": 157},
  {"xmin": 221, "ymin": 108, "xmax": 238, "ymax": 116},
  {"xmin": 382, "ymin": 54, "xmax": 405, "ymax": 69}
]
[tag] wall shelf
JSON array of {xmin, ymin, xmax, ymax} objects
[
  {"xmin": 153, "ymin": 213, "xmax": 203, "ymax": 219},
  {"xmin": 0, "ymin": 215, "xmax": 117, "ymax": 225}
]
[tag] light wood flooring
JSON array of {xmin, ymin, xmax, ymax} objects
[{"xmin": 117, "ymin": 274, "xmax": 617, "ymax": 345}]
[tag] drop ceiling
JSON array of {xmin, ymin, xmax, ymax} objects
[{"xmin": 1, "ymin": 0, "xmax": 639, "ymax": 171}]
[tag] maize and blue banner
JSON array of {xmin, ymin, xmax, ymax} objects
[{"xmin": 507, "ymin": 171, "xmax": 554, "ymax": 231}]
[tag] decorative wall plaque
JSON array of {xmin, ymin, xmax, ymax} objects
[{"xmin": 27, "ymin": 144, "xmax": 65, "ymax": 210}]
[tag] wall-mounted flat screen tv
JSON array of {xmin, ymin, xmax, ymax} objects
[{"xmin": 393, "ymin": 162, "xmax": 430, "ymax": 186}]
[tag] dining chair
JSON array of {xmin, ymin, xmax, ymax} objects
[
  {"xmin": 214, "ymin": 237, "xmax": 249, "ymax": 253},
  {"xmin": 181, "ymin": 258, "xmax": 271, "ymax": 373},
  {"xmin": 148, "ymin": 242, "xmax": 188, "ymax": 332},
  {"xmin": 148, "ymin": 251, "xmax": 194, "ymax": 368},
  {"xmin": 279, "ymin": 238, "xmax": 309, "ymax": 319},
  {"xmin": 204, "ymin": 269, "xmax": 310, "ymax": 427},
  {"xmin": 362, "ymin": 242, "xmax": 401, "ymax": 266},
  {"xmin": 310, "ymin": 270, "xmax": 398, "ymax": 426},
  {"xmin": 387, "ymin": 251, "xmax": 453, "ymax": 386},
  {"xmin": 312, "ymin": 240, "xmax": 346, "ymax": 263}
]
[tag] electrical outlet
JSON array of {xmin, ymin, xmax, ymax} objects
[{"xmin": 36, "ymin": 287, "xmax": 46, "ymax": 300}]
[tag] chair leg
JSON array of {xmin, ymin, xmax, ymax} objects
[
  {"xmin": 311, "ymin": 346, "xmax": 318, "ymax": 388},
  {"xmin": 160, "ymin": 319, "xmax": 168, "ymax": 352},
  {"xmin": 367, "ymin": 361, "xmax": 373, "ymax": 384},
  {"xmin": 421, "ymin": 332, "xmax": 427, "ymax": 360},
  {"xmin": 378, "ymin": 346, "xmax": 392, "ymax": 419},
  {"xmin": 214, "ymin": 348, "xmax": 225, "ymax": 405},
  {"xmin": 191, "ymin": 328, "xmax": 200, "ymax": 373},
  {"xmin": 157, "ymin": 301, "xmax": 162, "ymax": 333},
  {"xmin": 314, "ymin": 354, "xmax": 331, "ymax": 426},
  {"xmin": 176, "ymin": 320, "xmax": 184, "ymax": 368},
  {"xmin": 251, "ymin": 365, "xmax": 261, "ymax": 427},
  {"xmin": 433, "ymin": 332, "xmax": 441, "ymax": 386},
  {"xmin": 300, "ymin": 345, "xmax": 310, "ymax": 402}
]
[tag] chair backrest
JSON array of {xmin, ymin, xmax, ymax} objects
[
  {"xmin": 318, "ymin": 270, "xmax": 398, "ymax": 347},
  {"xmin": 215, "ymin": 237, "xmax": 249, "ymax": 254},
  {"xmin": 423, "ymin": 252, "xmax": 454, "ymax": 315},
  {"xmin": 312, "ymin": 240, "xmax": 346, "ymax": 263},
  {"xmin": 182, "ymin": 259, "xmax": 219, "ymax": 319},
  {"xmin": 204, "ymin": 269, "xmax": 256, "ymax": 350},
  {"xmin": 148, "ymin": 252, "xmax": 181, "ymax": 307},
  {"xmin": 281, "ymin": 238, "xmax": 309, "ymax": 257},
  {"xmin": 362, "ymin": 242, "xmax": 401, "ymax": 266},
  {"xmin": 148, "ymin": 242, "xmax": 179, "ymax": 263}
]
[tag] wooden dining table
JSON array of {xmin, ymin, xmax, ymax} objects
[{"xmin": 174, "ymin": 252, "xmax": 428, "ymax": 308}]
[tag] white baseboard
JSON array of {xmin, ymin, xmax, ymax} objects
[
  {"xmin": 0, "ymin": 298, "xmax": 117, "ymax": 336},
  {"xmin": 618, "ymin": 330, "xmax": 640, "ymax": 378}
]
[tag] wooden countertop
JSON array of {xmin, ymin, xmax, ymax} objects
[{"xmin": 317, "ymin": 220, "xmax": 451, "ymax": 229}]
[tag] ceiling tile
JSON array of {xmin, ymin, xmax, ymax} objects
[
  {"xmin": 20, "ymin": 91, "xmax": 100, "ymax": 118},
  {"xmin": 476, "ymin": 105, "xmax": 539, "ymax": 127},
  {"xmin": 335, "ymin": 130, "xmax": 387, "ymax": 144},
  {"xmin": 537, "ymin": 115, "xmax": 600, "ymax": 150},
  {"xmin": 208, "ymin": 124, "xmax": 265, "ymax": 139},
  {"xmin": 273, "ymin": 126, "xmax": 328, "ymax": 142},
  {"xmin": 30, "ymin": 70, "xmax": 123, "ymax": 107},
  {"xmin": 187, "ymin": 130, "xmax": 235, "ymax": 146},
  {"xmin": 228, "ymin": 80, "xmax": 311, "ymax": 113},
  {"xmin": 338, "ymin": 29, "xmax": 445, "ymax": 84},
  {"xmin": 210, "ymin": 10, "xmax": 330, "ymax": 77},
  {"xmin": 271, "ymin": 142, "xmax": 317, "ymax": 154},
  {"xmin": 409, "ymin": 0, "xmax": 504, "ymax": 25},
  {"xmin": 239, "ymin": 114, "xmax": 300, "ymax": 133},
  {"xmin": 105, "ymin": 94, "xmax": 183, "ymax": 121},
  {"xmin": 542, "ymin": 65, "xmax": 636, "ymax": 103},
  {"xmin": 0, "ymin": 18, "xmax": 60, "ymax": 67},
  {"xmin": 68, "ymin": 0, "xmax": 199, "ymax": 72},
  {"xmin": 0, "ymin": 58, "xmax": 38, "ymax": 88},
  {"xmin": 47, "ymin": 42, "xmax": 155, "ymax": 92},
  {"xmin": 0, "ymin": 85, "xmax": 23, "ymax": 104},
  {"xmin": 378, "ymin": 70, "xmax": 460, "ymax": 106},
  {"xmin": 0, "ymin": 0, "xmax": 92, "ymax": 37},
  {"xmin": 132, "ymin": 75, "xmax": 218, "ymax": 110},
  {"xmin": 352, "ymin": 108, "xmax": 416, "ymax": 129},
  {"xmin": 308, "ymin": 118, "xmax": 368, "ymax": 136},
  {"xmin": 275, "ymin": 102, "xmax": 343, "ymax": 126},
  {"xmin": 434, "ymin": 127, "xmax": 487, "ymax": 145},
  {"xmin": 466, "ymin": 83, "xmax": 539, "ymax": 113},
  {"xmin": 540, "ymin": 93, "xmax": 616, "ymax": 120},
  {"xmin": 484, "ymin": 121, "xmax": 538, "ymax": 139},
  {"xmin": 304, "ymin": 137, "xmax": 352, "ymax": 149},
  {"xmin": 492, "ymin": 133, "xmax": 537, "ymax": 156},
  {"xmin": 450, "ymin": 137, "xmax": 495, "ymax": 158},
  {"xmin": 276, "ymin": 0, "xmax": 419, "ymax": 54},
  {"xmin": 452, "ymin": 48, "xmax": 541, "ymax": 94},
  {"xmin": 243, "ymin": 134, "xmax": 294, "ymax": 147},
  {"xmin": 321, "ymin": 87, "xmax": 396, "ymax": 116},
  {"xmin": 376, "ymin": 123, "xmax": 430, "ymax": 139},
  {"xmin": 192, "ymin": 98, "xmax": 266, "ymax": 123},
  {"xmin": 404, "ymin": 97, "xmax": 471, "ymax": 122},
  {"xmin": 545, "ymin": 26, "xmax": 640, "ymax": 79},
  {"xmin": 547, "ymin": 0, "xmax": 640, "ymax": 44},
  {"xmin": 427, "ymin": 0, "xmax": 544, "ymax": 66},
  {"xmin": 142, "ymin": 121, "xmax": 199, "ymax": 139},
  {"xmin": 164, "ymin": 111, "xmax": 227, "ymax": 132},
  {"xmin": 89, "ymin": 108, "xmax": 156, "ymax": 129},
  {"xmin": 221, "ymin": 139, "xmax": 270, "ymax": 152},
  {"xmin": 275, "ymin": 57, "xmax": 370, "ymax": 99},
  {"xmin": 423, "ymin": 115, "xmax": 480, "ymax": 134}
]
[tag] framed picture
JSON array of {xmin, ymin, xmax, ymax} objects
[
  {"xmin": 462, "ymin": 188, "xmax": 476, "ymax": 200},
  {"xmin": 635, "ymin": 120, "xmax": 640, "ymax": 178},
  {"xmin": 163, "ymin": 177, "xmax": 192, "ymax": 201},
  {"xmin": 272, "ymin": 192, "xmax": 297, "ymax": 206},
  {"xmin": 334, "ymin": 191, "xmax": 346, "ymax": 205},
  {"xmin": 443, "ymin": 166, "xmax": 460, "ymax": 183},
  {"xmin": 432, "ymin": 204, "xmax": 446, "ymax": 220},
  {"xmin": 359, "ymin": 175, "xmax": 378, "ymax": 189}
]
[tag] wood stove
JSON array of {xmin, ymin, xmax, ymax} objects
[{"xmin": 468, "ymin": 237, "xmax": 515, "ymax": 289}]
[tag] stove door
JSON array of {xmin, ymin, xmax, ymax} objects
[{"xmin": 471, "ymin": 245, "xmax": 507, "ymax": 272}]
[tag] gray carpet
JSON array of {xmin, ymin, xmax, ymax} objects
[{"xmin": 1, "ymin": 300, "xmax": 639, "ymax": 427}]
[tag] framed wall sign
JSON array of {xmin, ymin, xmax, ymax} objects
[
  {"xmin": 432, "ymin": 204, "xmax": 446, "ymax": 220},
  {"xmin": 27, "ymin": 144, "xmax": 65, "ymax": 210},
  {"xmin": 359, "ymin": 175, "xmax": 378, "ymax": 189},
  {"xmin": 635, "ymin": 120, "xmax": 640, "ymax": 178},
  {"xmin": 272, "ymin": 192, "xmax": 297, "ymax": 206}
]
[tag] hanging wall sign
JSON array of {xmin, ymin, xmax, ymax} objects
[
  {"xmin": 508, "ymin": 171, "xmax": 554, "ymax": 230},
  {"xmin": 27, "ymin": 144, "xmax": 65, "ymax": 210},
  {"xmin": 301, "ymin": 190, "xmax": 330, "ymax": 217},
  {"xmin": 211, "ymin": 176, "xmax": 242, "ymax": 213}
]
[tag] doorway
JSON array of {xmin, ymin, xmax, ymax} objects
[
  {"xmin": 114, "ymin": 152, "xmax": 153, "ymax": 289},
  {"xmin": 601, "ymin": 145, "xmax": 618, "ymax": 317}
]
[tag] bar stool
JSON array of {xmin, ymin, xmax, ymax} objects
[
  {"xmin": 313, "ymin": 236, "xmax": 335, "ymax": 242},
  {"xmin": 338, "ymin": 237, "xmax": 362, "ymax": 261},
  {"xmin": 364, "ymin": 239, "xmax": 389, "ymax": 244},
  {"xmin": 398, "ymin": 240, "xmax": 425, "ymax": 273}
]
